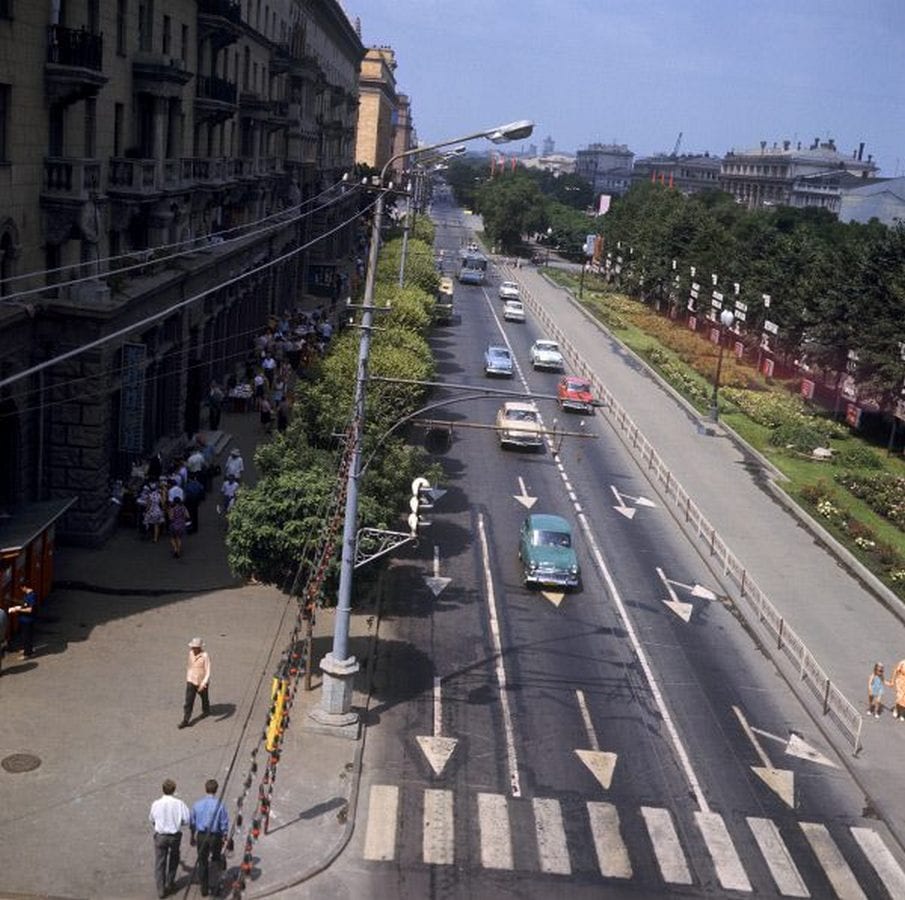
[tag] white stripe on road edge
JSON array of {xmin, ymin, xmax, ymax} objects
[
  {"xmin": 799, "ymin": 822, "xmax": 865, "ymax": 900},
  {"xmin": 641, "ymin": 806, "xmax": 692, "ymax": 885},
  {"xmin": 477, "ymin": 513, "xmax": 522, "ymax": 797},
  {"xmin": 695, "ymin": 811, "xmax": 751, "ymax": 892},
  {"xmin": 478, "ymin": 793, "xmax": 513, "ymax": 870},
  {"xmin": 533, "ymin": 797, "xmax": 571, "ymax": 875},
  {"xmin": 363, "ymin": 784, "xmax": 398, "ymax": 862},
  {"xmin": 423, "ymin": 788, "xmax": 455, "ymax": 866},
  {"xmin": 850, "ymin": 826, "xmax": 905, "ymax": 898},
  {"xmin": 587, "ymin": 801, "xmax": 632, "ymax": 879},
  {"xmin": 747, "ymin": 817, "xmax": 809, "ymax": 897}
]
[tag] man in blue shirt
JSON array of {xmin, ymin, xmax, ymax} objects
[
  {"xmin": 190, "ymin": 779, "xmax": 230, "ymax": 896},
  {"xmin": 9, "ymin": 583, "xmax": 36, "ymax": 658}
]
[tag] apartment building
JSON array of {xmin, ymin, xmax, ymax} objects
[
  {"xmin": 575, "ymin": 143, "xmax": 634, "ymax": 198},
  {"xmin": 0, "ymin": 0, "xmax": 363, "ymax": 543},
  {"xmin": 631, "ymin": 153, "xmax": 722, "ymax": 194}
]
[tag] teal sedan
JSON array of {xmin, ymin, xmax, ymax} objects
[{"xmin": 518, "ymin": 513, "xmax": 580, "ymax": 589}]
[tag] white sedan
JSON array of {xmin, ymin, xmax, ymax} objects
[
  {"xmin": 502, "ymin": 300, "xmax": 526, "ymax": 322},
  {"xmin": 530, "ymin": 339, "xmax": 565, "ymax": 371},
  {"xmin": 498, "ymin": 281, "xmax": 521, "ymax": 301}
]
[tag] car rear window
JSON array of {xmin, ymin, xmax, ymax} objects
[{"xmin": 532, "ymin": 530, "xmax": 571, "ymax": 548}]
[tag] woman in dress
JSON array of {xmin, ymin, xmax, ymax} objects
[
  {"xmin": 887, "ymin": 659, "xmax": 905, "ymax": 720},
  {"xmin": 141, "ymin": 480, "xmax": 166, "ymax": 543},
  {"xmin": 168, "ymin": 496, "xmax": 190, "ymax": 558}
]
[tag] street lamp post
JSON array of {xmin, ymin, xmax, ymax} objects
[
  {"xmin": 710, "ymin": 308, "xmax": 735, "ymax": 423},
  {"xmin": 310, "ymin": 120, "xmax": 534, "ymax": 735}
]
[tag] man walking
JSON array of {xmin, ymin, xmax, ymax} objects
[
  {"xmin": 179, "ymin": 637, "xmax": 211, "ymax": 728},
  {"xmin": 190, "ymin": 779, "xmax": 230, "ymax": 896},
  {"xmin": 149, "ymin": 778, "xmax": 190, "ymax": 898}
]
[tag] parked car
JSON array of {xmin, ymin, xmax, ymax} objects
[
  {"xmin": 484, "ymin": 345, "xmax": 514, "ymax": 377},
  {"xmin": 557, "ymin": 375, "xmax": 595, "ymax": 413},
  {"xmin": 502, "ymin": 300, "xmax": 526, "ymax": 322},
  {"xmin": 498, "ymin": 281, "xmax": 521, "ymax": 301},
  {"xmin": 518, "ymin": 513, "xmax": 580, "ymax": 588},
  {"xmin": 530, "ymin": 339, "xmax": 564, "ymax": 371},
  {"xmin": 495, "ymin": 401, "xmax": 543, "ymax": 449}
]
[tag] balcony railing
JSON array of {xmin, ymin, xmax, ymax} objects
[
  {"xmin": 47, "ymin": 25, "xmax": 103, "ymax": 71},
  {"xmin": 198, "ymin": 0, "xmax": 242, "ymax": 23},
  {"xmin": 43, "ymin": 157, "xmax": 102, "ymax": 199},
  {"xmin": 197, "ymin": 74, "xmax": 237, "ymax": 105},
  {"xmin": 109, "ymin": 157, "xmax": 159, "ymax": 194}
]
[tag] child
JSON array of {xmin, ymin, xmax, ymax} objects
[{"xmin": 868, "ymin": 662, "xmax": 885, "ymax": 718}]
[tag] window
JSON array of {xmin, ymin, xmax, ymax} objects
[
  {"xmin": 0, "ymin": 84, "xmax": 8, "ymax": 163},
  {"xmin": 0, "ymin": 0, "xmax": 13, "ymax": 20},
  {"xmin": 84, "ymin": 97, "xmax": 96, "ymax": 157},
  {"xmin": 181, "ymin": 24, "xmax": 188, "ymax": 63},
  {"xmin": 116, "ymin": 0, "xmax": 127, "ymax": 55},
  {"xmin": 243, "ymin": 47, "xmax": 250, "ymax": 90},
  {"xmin": 138, "ymin": 1, "xmax": 153, "ymax": 52},
  {"xmin": 162, "ymin": 15, "xmax": 171, "ymax": 55},
  {"xmin": 88, "ymin": 0, "xmax": 99, "ymax": 34},
  {"xmin": 113, "ymin": 103, "xmax": 123, "ymax": 156}
]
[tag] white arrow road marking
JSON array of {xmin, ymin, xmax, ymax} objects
[
  {"xmin": 574, "ymin": 689, "xmax": 618, "ymax": 790},
  {"xmin": 666, "ymin": 578, "xmax": 718, "ymax": 601},
  {"xmin": 513, "ymin": 475, "xmax": 537, "ymax": 509},
  {"xmin": 478, "ymin": 514, "xmax": 522, "ymax": 797},
  {"xmin": 750, "ymin": 727, "xmax": 838, "ymax": 768},
  {"xmin": 415, "ymin": 676, "xmax": 459, "ymax": 777},
  {"xmin": 609, "ymin": 485, "xmax": 636, "ymax": 519},
  {"xmin": 540, "ymin": 590, "xmax": 565, "ymax": 606},
  {"xmin": 423, "ymin": 545, "xmax": 451, "ymax": 597},
  {"xmin": 655, "ymin": 567, "xmax": 694, "ymax": 622},
  {"xmin": 632, "ymin": 495, "xmax": 657, "ymax": 507},
  {"xmin": 733, "ymin": 706, "xmax": 794, "ymax": 808}
]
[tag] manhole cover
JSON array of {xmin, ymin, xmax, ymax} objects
[{"xmin": 2, "ymin": 753, "xmax": 41, "ymax": 773}]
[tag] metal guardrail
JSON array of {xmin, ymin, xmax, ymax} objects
[{"xmin": 507, "ymin": 265, "xmax": 864, "ymax": 754}]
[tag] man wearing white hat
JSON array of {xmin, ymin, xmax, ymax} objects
[
  {"xmin": 179, "ymin": 637, "xmax": 211, "ymax": 728},
  {"xmin": 224, "ymin": 448, "xmax": 244, "ymax": 481}
]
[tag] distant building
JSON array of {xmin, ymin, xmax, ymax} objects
[
  {"xmin": 719, "ymin": 138, "xmax": 879, "ymax": 213},
  {"xmin": 632, "ymin": 153, "xmax": 722, "ymax": 194},
  {"xmin": 391, "ymin": 93, "xmax": 416, "ymax": 174},
  {"xmin": 575, "ymin": 143, "xmax": 634, "ymax": 198},
  {"xmin": 521, "ymin": 154, "xmax": 575, "ymax": 176},
  {"xmin": 839, "ymin": 177, "xmax": 905, "ymax": 226},
  {"xmin": 542, "ymin": 135, "xmax": 555, "ymax": 156}
]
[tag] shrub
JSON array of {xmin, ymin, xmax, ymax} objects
[
  {"xmin": 834, "ymin": 446, "xmax": 883, "ymax": 470},
  {"xmin": 768, "ymin": 422, "xmax": 826, "ymax": 452}
]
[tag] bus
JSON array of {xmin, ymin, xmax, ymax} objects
[{"xmin": 458, "ymin": 250, "xmax": 488, "ymax": 285}]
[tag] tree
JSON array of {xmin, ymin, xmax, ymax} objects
[{"xmin": 477, "ymin": 171, "xmax": 547, "ymax": 250}]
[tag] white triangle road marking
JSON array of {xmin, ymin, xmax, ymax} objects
[
  {"xmin": 415, "ymin": 735, "xmax": 459, "ymax": 777},
  {"xmin": 575, "ymin": 749, "xmax": 617, "ymax": 790},
  {"xmin": 751, "ymin": 766, "xmax": 795, "ymax": 809}
]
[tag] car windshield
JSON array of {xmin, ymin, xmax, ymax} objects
[
  {"xmin": 567, "ymin": 379, "xmax": 590, "ymax": 392},
  {"xmin": 536, "ymin": 342, "xmax": 559, "ymax": 352},
  {"xmin": 490, "ymin": 348, "xmax": 510, "ymax": 358},
  {"xmin": 532, "ymin": 529, "xmax": 571, "ymax": 548},
  {"xmin": 505, "ymin": 409, "xmax": 538, "ymax": 422}
]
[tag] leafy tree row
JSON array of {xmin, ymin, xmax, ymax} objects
[{"xmin": 226, "ymin": 220, "xmax": 441, "ymax": 594}]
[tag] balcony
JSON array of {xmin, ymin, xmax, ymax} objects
[
  {"xmin": 45, "ymin": 25, "xmax": 108, "ymax": 106},
  {"xmin": 195, "ymin": 74, "xmax": 238, "ymax": 123},
  {"xmin": 197, "ymin": 0, "xmax": 242, "ymax": 48},
  {"xmin": 271, "ymin": 43, "xmax": 291, "ymax": 76},
  {"xmin": 266, "ymin": 99, "xmax": 290, "ymax": 130},
  {"xmin": 132, "ymin": 52, "xmax": 193, "ymax": 97},
  {"xmin": 42, "ymin": 157, "xmax": 103, "ymax": 201},
  {"xmin": 239, "ymin": 91, "xmax": 270, "ymax": 120},
  {"xmin": 108, "ymin": 158, "xmax": 160, "ymax": 196}
]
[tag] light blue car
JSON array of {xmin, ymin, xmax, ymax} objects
[{"xmin": 484, "ymin": 345, "xmax": 514, "ymax": 377}]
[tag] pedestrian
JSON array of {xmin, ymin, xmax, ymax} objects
[
  {"xmin": 141, "ymin": 480, "xmax": 166, "ymax": 543},
  {"xmin": 887, "ymin": 659, "xmax": 905, "ymax": 720},
  {"xmin": 149, "ymin": 778, "xmax": 190, "ymax": 898},
  {"xmin": 219, "ymin": 473, "xmax": 239, "ymax": 519},
  {"xmin": 167, "ymin": 475, "xmax": 185, "ymax": 505},
  {"xmin": 208, "ymin": 382, "xmax": 224, "ymax": 431},
  {"xmin": 184, "ymin": 473, "xmax": 204, "ymax": 535},
  {"xmin": 190, "ymin": 779, "xmax": 230, "ymax": 897},
  {"xmin": 259, "ymin": 395, "xmax": 273, "ymax": 433},
  {"xmin": 868, "ymin": 662, "xmax": 886, "ymax": 718},
  {"xmin": 276, "ymin": 397, "xmax": 290, "ymax": 433},
  {"xmin": 224, "ymin": 447, "xmax": 244, "ymax": 481},
  {"xmin": 168, "ymin": 496, "xmax": 190, "ymax": 558},
  {"xmin": 9, "ymin": 583, "xmax": 37, "ymax": 659},
  {"xmin": 179, "ymin": 637, "xmax": 211, "ymax": 728},
  {"xmin": 0, "ymin": 604, "xmax": 9, "ymax": 676}
]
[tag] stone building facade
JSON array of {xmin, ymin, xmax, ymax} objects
[
  {"xmin": 0, "ymin": 0, "xmax": 363, "ymax": 544},
  {"xmin": 631, "ymin": 153, "xmax": 722, "ymax": 194},
  {"xmin": 354, "ymin": 45, "xmax": 397, "ymax": 173},
  {"xmin": 575, "ymin": 143, "xmax": 634, "ymax": 198}
]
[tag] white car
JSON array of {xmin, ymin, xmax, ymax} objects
[
  {"xmin": 496, "ymin": 401, "xmax": 543, "ymax": 449},
  {"xmin": 498, "ymin": 281, "xmax": 521, "ymax": 301},
  {"xmin": 530, "ymin": 339, "xmax": 565, "ymax": 371},
  {"xmin": 502, "ymin": 300, "xmax": 526, "ymax": 322}
]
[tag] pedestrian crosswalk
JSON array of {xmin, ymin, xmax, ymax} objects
[{"xmin": 362, "ymin": 784, "xmax": 905, "ymax": 897}]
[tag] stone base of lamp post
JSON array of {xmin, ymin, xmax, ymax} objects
[{"xmin": 306, "ymin": 652, "xmax": 361, "ymax": 740}]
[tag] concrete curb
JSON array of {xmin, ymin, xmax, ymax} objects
[{"xmin": 540, "ymin": 272, "xmax": 905, "ymax": 624}]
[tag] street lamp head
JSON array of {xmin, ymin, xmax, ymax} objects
[
  {"xmin": 487, "ymin": 119, "xmax": 535, "ymax": 144},
  {"xmin": 720, "ymin": 309, "xmax": 735, "ymax": 329}
]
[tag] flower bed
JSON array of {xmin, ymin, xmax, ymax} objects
[{"xmin": 835, "ymin": 473, "xmax": 905, "ymax": 528}]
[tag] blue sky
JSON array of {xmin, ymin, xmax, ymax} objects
[{"xmin": 348, "ymin": 0, "xmax": 904, "ymax": 176}]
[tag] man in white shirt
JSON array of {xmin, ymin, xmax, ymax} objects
[
  {"xmin": 167, "ymin": 477, "xmax": 184, "ymax": 505},
  {"xmin": 149, "ymin": 778, "xmax": 190, "ymax": 898},
  {"xmin": 224, "ymin": 448, "xmax": 244, "ymax": 481}
]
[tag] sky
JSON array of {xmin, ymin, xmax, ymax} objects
[{"xmin": 347, "ymin": 0, "xmax": 904, "ymax": 176}]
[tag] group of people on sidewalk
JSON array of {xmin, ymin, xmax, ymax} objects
[{"xmin": 868, "ymin": 659, "xmax": 905, "ymax": 718}]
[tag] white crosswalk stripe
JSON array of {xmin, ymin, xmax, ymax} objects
[
  {"xmin": 423, "ymin": 788, "xmax": 455, "ymax": 865},
  {"xmin": 587, "ymin": 801, "xmax": 632, "ymax": 879},
  {"xmin": 850, "ymin": 826, "xmax": 905, "ymax": 898},
  {"xmin": 363, "ymin": 784, "xmax": 399, "ymax": 862},
  {"xmin": 800, "ymin": 821, "xmax": 866, "ymax": 900},
  {"xmin": 532, "ymin": 797, "xmax": 571, "ymax": 875},
  {"xmin": 747, "ymin": 816, "xmax": 809, "ymax": 897},
  {"xmin": 361, "ymin": 784, "xmax": 904, "ymax": 898},
  {"xmin": 478, "ymin": 792, "xmax": 513, "ymax": 870},
  {"xmin": 695, "ymin": 810, "xmax": 751, "ymax": 892},
  {"xmin": 641, "ymin": 805, "xmax": 692, "ymax": 885}
]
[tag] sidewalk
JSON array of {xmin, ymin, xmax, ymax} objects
[
  {"xmin": 506, "ymin": 261, "xmax": 905, "ymax": 850},
  {"xmin": 0, "ymin": 407, "xmax": 375, "ymax": 900}
]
